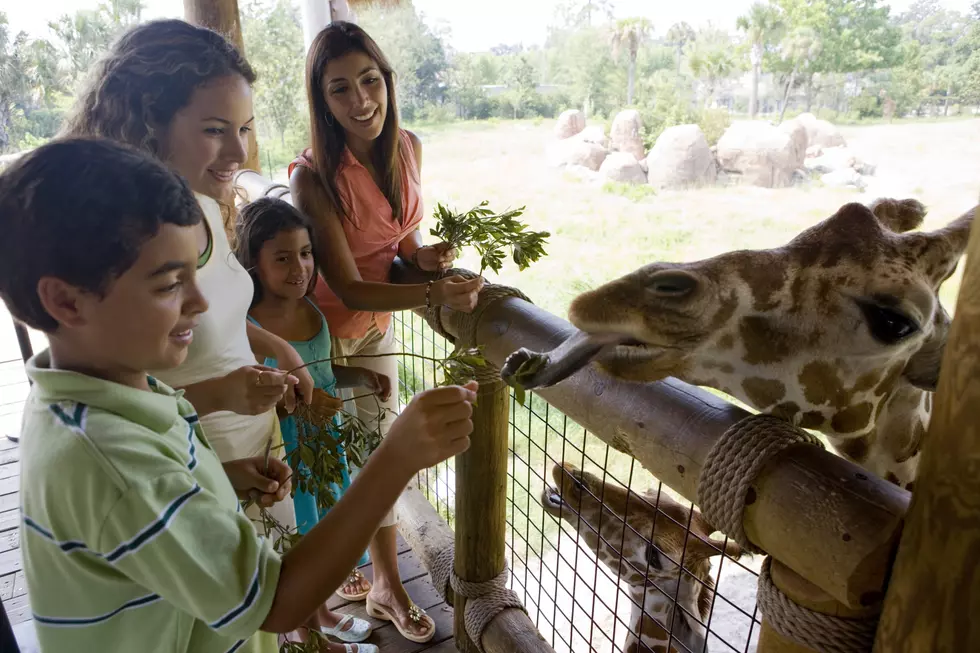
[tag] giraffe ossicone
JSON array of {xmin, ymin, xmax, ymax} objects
[{"xmin": 506, "ymin": 199, "xmax": 977, "ymax": 488}]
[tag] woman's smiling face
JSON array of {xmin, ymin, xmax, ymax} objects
[{"xmin": 322, "ymin": 50, "xmax": 388, "ymax": 146}]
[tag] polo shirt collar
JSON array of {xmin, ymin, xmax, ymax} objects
[{"xmin": 27, "ymin": 350, "xmax": 181, "ymax": 434}]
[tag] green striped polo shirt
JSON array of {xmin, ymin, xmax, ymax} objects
[{"xmin": 20, "ymin": 351, "xmax": 281, "ymax": 653}]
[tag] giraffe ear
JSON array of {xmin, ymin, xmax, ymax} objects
[
  {"xmin": 911, "ymin": 206, "xmax": 976, "ymax": 286},
  {"xmin": 869, "ymin": 198, "xmax": 926, "ymax": 233}
]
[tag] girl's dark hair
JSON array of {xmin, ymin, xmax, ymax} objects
[
  {"xmin": 235, "ymin": 197, "xmax": 319, "ymax": 307},
  {"xmin": 304, "ymin": 21, "xmax": 403, "ymax": 223},
  {"xmin": 61, "ymin": 19, "xmax": 256, "ymax": 156}
]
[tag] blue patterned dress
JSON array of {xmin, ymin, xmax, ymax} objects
[{"xmin": 249, "ymin": 298, "xmax": 370, "ymax": 565}]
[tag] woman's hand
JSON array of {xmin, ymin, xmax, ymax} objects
[
  {"xmin": 216, "ymin": 365, "xmax": 299, "ymax": 416},
  {"xmin": 273, "ymin": 343, "xmax": 315, "ymax": 413},
  {"xmin": 356, "ymin": 368, "xmax": 392, "ymax": 402},
  {"xmin": 223, "ymin": 455, "xmax": 292, "ymax": 508},
  {"xmin": 431, "ymin": 275, "xmax": 484, "ymax": 313},
  {"xmin": 413, "ymin": 243, "xmax": 458, "ymax": 272}
]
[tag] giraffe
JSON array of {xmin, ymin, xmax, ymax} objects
[
  {"xmin": 504, "ymin": 199, "xmax": 977, "ymax": 490},
  {"xmin": 541, "ymin": 462, "xmax": 742, "ymax": 653}
]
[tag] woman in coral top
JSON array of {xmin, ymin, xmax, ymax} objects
[{"xmin": 289, "ymin": 21, "xmax": 482, "ymax": 644}]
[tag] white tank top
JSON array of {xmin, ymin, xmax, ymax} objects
[{"xmin": 151, "ymin": 194, "xmax": 275, "ymax": 462}]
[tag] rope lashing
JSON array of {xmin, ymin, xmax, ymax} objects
[
  {"xmin": 757, "ymin": 557, "xmax": 879, "ymax": 652},
  {"xmin": 431, "ymin": 546, "xmax": 527, "ymax": 651},
  {"xmin": 697, "ymin": 413, "xmax": 823, "ymax": 554}
]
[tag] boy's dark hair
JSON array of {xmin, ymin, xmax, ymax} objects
[
  {"xmin": 235, "ymin": 197, "xmax": 319, "ymax": 307},
  {"xmin": 0, "ymin": 138, "xmax": 204, "ymax": 332}
]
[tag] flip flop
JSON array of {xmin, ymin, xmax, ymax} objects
[
  {"xmin": 365, "ymin": 596, "xmax": 435, "ymax": 644},
  {"xmin": 335, "ymin": 569, "xmax": 371, "ymax": 602},
  {"xmin": 320, "ymin": 614, "xmax": 372, "ymax": 643}
]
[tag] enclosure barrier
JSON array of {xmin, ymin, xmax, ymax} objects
[{"xmin": 235, "ymin": 170, "xmax": 978, "ymax": 651}]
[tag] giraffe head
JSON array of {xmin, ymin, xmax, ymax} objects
[
  {"xmin": 505, "ymin": 200, "xmax": 975, "ymax": 484},
  {"xmin": 541, "ymin": 462, "xmax": 741, "ymax": 653}
]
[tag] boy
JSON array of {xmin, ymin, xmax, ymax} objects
[{"xmin": 0, "ymin": 138, "xmax": 477, "ymax": 653}]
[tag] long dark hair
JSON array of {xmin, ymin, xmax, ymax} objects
[
  {"xmin": 235, "ymin": 197, "xmax": 319, "ymax": 307},
  {"xmin": 304, "ymin": 21, "xmax": 403, "ymax": 224}
]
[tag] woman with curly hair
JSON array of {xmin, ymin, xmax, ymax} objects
[{"xmin": 61, "ymin": 19, "xmax": 377, "ymax": 650}]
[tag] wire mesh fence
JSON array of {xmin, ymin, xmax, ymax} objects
[{"xmin": 392, "ymin": 310, "xmax": 763, "ymax": 653}]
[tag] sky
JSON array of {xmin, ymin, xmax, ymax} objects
[{"xmin": 3, "ymin": 0, "xmax": 976, "ymax": 52}]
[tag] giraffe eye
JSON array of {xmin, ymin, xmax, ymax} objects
[
  {"xmin": 857, "ymin": 300, "xmax": 919, "ymax": 344},
  {"xmin": 645, "ymin": 542, "xmax": 662, "ymax": 570}
]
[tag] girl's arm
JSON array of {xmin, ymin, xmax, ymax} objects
[
  {"xmin": 246, "ymin": 321, "xmax": 314, "ymax": 408},
  {"xmin": 289, "ymin": 165, "xmax": 480, "ymax": 313}
]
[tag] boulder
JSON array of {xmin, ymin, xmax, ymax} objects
[
  {"xmin": 778, "ymin": 118, "xmax": 808, "ymax": 170},
  {"xmin": 555, "ymin": 110, "xmax": 586, "ymax": 139},
  {"xmin": 715, "ymin": 121, "xmax": 797, "ymax": 188},
  {"xmin": 575, "ymin": 125, "xmax": 610, "ymax": 149},
  {"xmin": 548, "ymin": 138, "xmax": 608, "ymax": 171},
  {"xmin": 821, "ymin": 168, "xmax": 867, "ymax": 190},
  {"xmin": 599, "ymin": 152, "xmax": 647, "ymax": 184},
  {"xmin": 609, "ymin": 109, "xmax": 645, "ymax": 160},
  {"xmin": 796, "ymin": 112, "xmax": 845, "ymax": 148},
  {"xmin": 804, "ymin": 146, "xmax": 875, "ymax": 176},
  {"xmin": 645, "ymin": 124, "xmax": 717, "ymax": 189}
]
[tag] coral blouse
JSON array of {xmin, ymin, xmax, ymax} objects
[{"xmin": 289, "ymin": 129, "xmax": 424, "ymax": 339}]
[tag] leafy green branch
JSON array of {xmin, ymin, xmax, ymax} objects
[{"xmin": 429, "ymin": 200, "xmax": 550, "ymax": 276}]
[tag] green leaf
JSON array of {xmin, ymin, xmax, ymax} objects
[{"xmin": 514, "ymin": 384, "xmax": 527, "ymax": 407}]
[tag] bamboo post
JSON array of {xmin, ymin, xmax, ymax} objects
[
  {"xmin": 873, "ymin": 210, "xmax": 980, "ymax": 650},
  {"xmin": 182, "ymin": 0, "xmax": 261, "ymax": 174},
  {"xmin": 453, "ymin": 376, "xmax": 510, "ymax": 652},
  {"xmin": 757, "ymin": 560, "xmax": 879, "ymax": 652}
]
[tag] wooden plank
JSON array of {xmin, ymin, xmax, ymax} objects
[
  {"xmin": 0, "ymin": 572, "xmax": 14, "ymax": 600},
  {"xmin": 0, "ymin": 494, "xmax": 17, "ymax": 513},
  {"xmin": 0, "ymin": 510, "xmax": 19, "ymax": 534},
  {"xmin": 0, "ymin": 461, "xmax": 18, "ymax": 480},
  {"xmin": 0, "ymin": 476, "xmax": 18, "ymax": 497},
  {"xmin": 0, "ymin": 547, "xmax": 21, "ymax": 576},
  {"xmin": 4, "ymin": 592, "xmax": 29, "ymax": 625},
  {"xmin": 0, "ymin": 450, "xmax": 18, "ymax": 466},
  {"xmin": 0, "ymin": 528, "xmax": 17, "ymax": 555},
  {"xmin": 419, "ymin": 637, "xmax": 460, "ymax": 653}
]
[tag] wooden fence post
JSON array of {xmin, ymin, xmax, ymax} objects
[
  {"xmin": 182, "ymin": 0, "xmax": 261, "ymax": 174},
  {"xmin": 873, "ymin": 210, "xmax": 980, "ymax": 650},
  {"xmin": 453, "ymin": 376, "xmax": 510, "ymax": 652}
]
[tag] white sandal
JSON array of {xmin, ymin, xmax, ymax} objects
[
  {"xmin": 320, "ymin": 614, "xmax": 372, "ymax": 643},
  {"xmin": 342, "ymin": 645, "xmax": 378, "ymax": 653}
]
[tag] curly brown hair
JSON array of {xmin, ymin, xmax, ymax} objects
[{"xmin": 61, "ymin": 19, "xmax": 257, "ymax": 158}]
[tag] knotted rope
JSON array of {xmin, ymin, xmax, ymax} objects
[
  {"xmin": 430, "ymin": 546, "xmax": 527, "ymax": 651},
  {"xmin": 697, "ymin": 414, "xmax": 878, "ymax": 651}
]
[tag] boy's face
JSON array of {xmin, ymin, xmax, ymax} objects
[{"xmin": 44, "ymin": 223, "xmax": 209, "ymax": 386}]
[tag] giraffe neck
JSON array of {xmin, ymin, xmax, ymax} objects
[{"xmin": 624, "ymin": 572, "xmax": 707, "ymax": 653}]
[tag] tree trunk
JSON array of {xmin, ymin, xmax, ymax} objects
[
  {"xmin": 805, "ymin": 74, "xmax": 814, "ymax": 112},
  {"xmin": 676, "ymin": 45, "xmax": 682, "ymax": 75},
  {"xmin": 750, "ymin": 63, "xmax": 760, "ymax": 117},
  {"xmin": 627, "ymin": 57, "xmax": 636, "ymax": 105},
  {"xmin": 778, "ymin": 70, "xmax": 796, "ymax": 124},
  {"xmin": 944, "ymin": 82, "xmax": 952, "ymax": 116}
]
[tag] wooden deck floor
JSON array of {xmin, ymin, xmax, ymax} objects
[{"xmin": 0, "ymin": 357, "xmax": 458, "ymax": 653}]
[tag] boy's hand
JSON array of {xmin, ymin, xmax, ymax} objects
[
  {"xmin": 382, "ymin": 381, "xmax": 478, "ymax": 472},
  {"xmin": 221, "ymin": 365, "xmax": 299, "ymax": 416},
  {"xmin": 223, "ymin": 457, "xmax": 292, "ymax": 508},
  {"xmin": 358, "ymin": 369, "xmax": 392, "ymax": 402}
]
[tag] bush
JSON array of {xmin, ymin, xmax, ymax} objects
[
  {"xmin": 697, "ymin": 108, "xmax": 731, "ymax": 146},
  {"xmin": 850, "ymin": 92, "xmax": 883, "ymax": 119}
]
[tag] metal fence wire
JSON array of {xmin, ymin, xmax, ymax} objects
[{"xmin": 393, "ymin": 311, "xmax": 764, "ymax": 653}]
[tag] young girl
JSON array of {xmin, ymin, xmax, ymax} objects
[{"xmin": 237, "ymin": 196, "xmax": 390, "ymax": 651}]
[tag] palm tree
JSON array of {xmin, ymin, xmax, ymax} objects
[
  {"xmin": 688, "ymin": 44, "xmax": 737, "ymax": 109},
  {"xmin": 610, "ymin": 17, "xmax": 653, "ymax": 105},
  {"xmin": 665, "ymin": 22, "xmax": 696, "ymax": 76},
  {"xmin": 736, "ymin": 2, "xmax": 784, "ymax": 118}
]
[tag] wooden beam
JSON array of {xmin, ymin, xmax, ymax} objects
[
  {"xmin": 874, "ymin": 208, "xmax": 980, "ymax": 650},
  {"xmin": 182, "ymin": 0, "xmax": 261, "ymax": 175}
]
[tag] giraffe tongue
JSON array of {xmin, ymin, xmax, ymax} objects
[{"xmin": 500, "ymin": 330, "xmax": 630, "ymax": 389}]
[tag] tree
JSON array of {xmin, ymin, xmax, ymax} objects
[
  {"xmin": 547, "ymin": 25, "xmax": 615, "ymax": 117},
  {"xmin": 770, "ymin": 26, "xmax": 821, "ymax": 121},
  {"xmin": 688, "ymin": 27, "xmax": 739, "ymax": 109},
  {"xmin": 737, "ymin": 2, "xmax": 785, "ymax": 118},
  {"xmin": 665, "ymin": 22, "xmax": 696, "ymax": 75},
  {"xmin": 48, "ymin": 0, "xmax": 144, "ymax": 88},
  {"xmin": 553, "ymin": 0, "xmax": 615, "ymax": 30},
  {"xmin": 242, "ymin": 0, "xmax": 305, "ymax": 147},
  {"xmin": 504, "ymin": 53, "xmax": 539, "ymax": 118},
  {"xmin": 610, "ymin": 17, "xmax": 652, "ymax": 105}
]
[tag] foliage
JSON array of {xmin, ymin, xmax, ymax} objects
[{"xmin": 430, "ymin": 201, "xmax": 550, "ymax": 276}]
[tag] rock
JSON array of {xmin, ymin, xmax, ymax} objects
[
  {"xmin": 645, "ymin": 124, "xmax": 717, "ymax": 190},
  {"xmin": 548, "ymin": 138, "xmax": 608, "ymax": 171},
  {"xmin": 715, "ymin": 121, "xmax": 797, "ymax": 188},
  {"xmin": 575, "ymin": 125, "xmax": 610, "ymax": 149},
  {"xmin": 555, "ymin": 110, "xmax": 586, "ymax": 139},
  {"xmin": 805, "ymin": 145, "xmax": 824, "ymax": 159},
  {"xmin": 821, "ymin": 168, "xmax": 867, "ymax": 190},
  {"xmin": 599, "ymin": 152, "xmax": 647, "ymax": 184},
  {"xmin": 609, "ymin": 109, "xmax": 645, "ymax": 160},
  {"xmin": 796, "ymin": 112, "xmax": 845, "ymax": 148},
  {"xmin": 778, "ymin": 119, "xmax": 808, "ymax": 170},
  {"xmin": 804, "ymin": 146, "xmax": 875, "ymax": 177}
]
